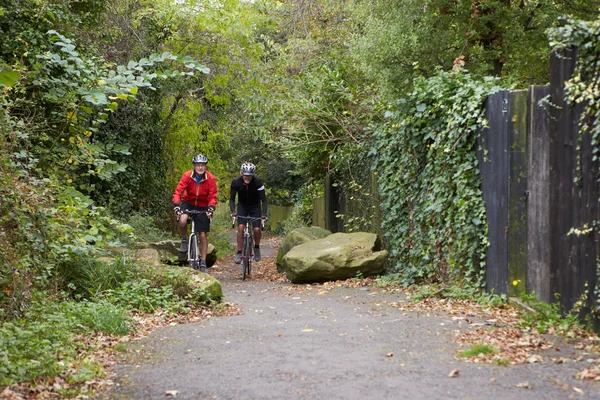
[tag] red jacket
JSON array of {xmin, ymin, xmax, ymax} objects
[{"xmin": 172, "ymin": 170, "xmax": 218, "ymax": 208}]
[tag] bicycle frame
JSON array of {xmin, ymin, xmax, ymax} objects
[{"xmin": 180, "ymin": 209, "xmax": 210, "ymax": 271}]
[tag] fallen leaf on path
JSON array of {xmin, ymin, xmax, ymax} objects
[
  {"xmin": 386, "ymin": 352, "xmax": 394, "ymax": 357},
  {"xmin": 165, "ymin": 390, "xmax": 180, "ymax": 396},
  {"xmin": 516, "ymin": 382, "xmax": 532, "ymax": 389},
  {"xmin": 527, "ymin": 355, "xmax": 542, "ymax": 364},
  {"xmin": 576, "ymin": 366, "xmax": 600, "ymax": 380},
  {"xmin": 448, "ymin": 369, "xmax": 459, "ymax": 377},
  {"xmin": 301, "ymin": 329, "xmax": 314, "ymax": 332}
]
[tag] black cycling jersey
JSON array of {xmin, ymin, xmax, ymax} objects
[{"xmin": 229, "ymin": 175, "xmax": 268, "ymax": 216}]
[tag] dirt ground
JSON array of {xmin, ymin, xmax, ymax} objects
[{"xmin": 109, "ymin": 234, "xmax": 600, "ymax": 400}]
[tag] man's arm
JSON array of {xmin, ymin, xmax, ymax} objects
[
  {"xmin": 172, "ymin": 173, "xmax": 187, "ymax": 205},
  {"xmin": 207, "ymin": 175, "xmax": 218, "ymax": 210},
  {"xmin": 257, "ymin": 180, "xmax": 268, "ymax": 217},
  {"xmin": 229, "ymin": 180, "xmax": 237, "ymax": 214}
]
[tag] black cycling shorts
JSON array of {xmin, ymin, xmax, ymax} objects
[
  {"xmin": 236, "ymin": 203, "xmax": 262, "ymax": 228},
  {"xmin": 181, "ymin": 201, "xmax": 211, "ymax": 232}
]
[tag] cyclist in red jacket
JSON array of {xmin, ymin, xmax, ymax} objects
[{"xmin": 172, "ymin": 154, "xmax": 218, "ymax": 271}]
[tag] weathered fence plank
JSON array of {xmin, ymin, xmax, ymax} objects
[
  {"xmin": 478, "ymin": 90, "xmax": 510, "ymax": 296},
  {"xmin": 527, "ymin": 85, "xmax": 551, "ymax": 302},
  {"xmin": 549, "ymin": 49, "xmax": 598, "ymax": 311},
  {"xmin": 508, "ymin": 90, "xmax": 528, "ymax": 296},
  {"xmin": 267, "ymin": 205, "xmax": 294, "ymax": 232},
  {"xmin": 325, "ymin": 174, "xmax": 345, "ymax": 233},
  {"xmin": 312, "ymin": 196, "xmax": 326, "ymax": 229}
]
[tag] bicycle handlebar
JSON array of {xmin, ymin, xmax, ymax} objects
[
  {"xmin": 181, "ymin": 210, "xmax": 210, "ymax": 215},
  {"xmin": 177, "ymin": 209, "xmax": 212, "ymax": 222},
  {"xmin": 232, "ymin": 215, "xmax": 265, "ymax": 231}
]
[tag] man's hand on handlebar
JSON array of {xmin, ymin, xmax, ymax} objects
[
  {"xmin": 173, "ymin": 203, "xmax": 182, "ymax": 215},
  {"xmin": 206, "ymin": 206, "xmax": 215, "ymax": 219}
]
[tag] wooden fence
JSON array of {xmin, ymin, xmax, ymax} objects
[
  {"xmin": 314, "ymin": 49, "xmax": 599, "ymax": 313},
  {"xmin": 479, "ymin": 49, "xmax": 599, "ymax": 311}
]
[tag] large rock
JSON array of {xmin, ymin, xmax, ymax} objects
[
  {"xmin": 142, "ymin": 264, "xmax": 223, "ymax": 302},
  {"xmin": 190, "ymin": 272, "xmax": 223, "ymax": 302},
  {"xmin": 282, "ymin": 232, "xmax": 388, "ymax": 283},
  {"xmin": 135, "ymin": 248, "xmax": 161, "ymax": 266},
  {"xmin": 276, "ymin": 226, "xmax": 331, "ymax": 272}
]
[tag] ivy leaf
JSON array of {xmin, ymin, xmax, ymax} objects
[{"xmin": 0, "ymin": 70, "xmax": 20, "ymax": 87}]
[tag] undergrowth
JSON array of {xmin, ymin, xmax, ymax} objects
[
  {"xmin": 517, "ymin": 292, "xmax": 588, "ymax": 335},
  {"xmin": 0, "ymin": 256, "xmax": 219, "ymax": 389}
]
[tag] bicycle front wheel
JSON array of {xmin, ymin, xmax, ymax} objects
[
  {"xmin": 189, "ymin": 234, "xmax": 199, "ymax": 270},
  {"xmin": 241, "ymin": 235, "xmax": 251, "ymax": 280}
]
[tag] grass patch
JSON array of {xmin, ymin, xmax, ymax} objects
[
  {"xmin": 381, "ymin": 281, "xmax": 507, "ymax": 307},
  {"xmin": 518, "ymin": 292, "xmax": 586, "ymax": 334},
  {"xmin": 458, "ymin": 343, "xmax": 497, "ymax": 358}
]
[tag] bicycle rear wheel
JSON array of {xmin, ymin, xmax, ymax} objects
[{"xmin": 189, "ymin": 234, "xmax": 199, "ymax": 270}]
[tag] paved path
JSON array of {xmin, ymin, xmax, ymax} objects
[{"xmin": 111, "ymin": 235, "xmax": 600, "ymax": 399}]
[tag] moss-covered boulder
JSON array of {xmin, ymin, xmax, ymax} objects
[
  {"xmin": 282, "ymin": 232, "xmax": 388, "ymax": 283},
  {"xmin": 140, "ymin": 264, "xmax": 223, "ymax": 303},
  {"xmin": 135, "ymin": 248, "xmax": 161, "ymax": 266},
  {"xmin": 276, "ymin": 226, "xmax": 331, "ymax": 272}
]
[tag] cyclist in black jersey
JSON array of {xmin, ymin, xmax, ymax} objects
[{"xmin": 229, "ymin": 162, "xmax": 268, "ymax": 263}]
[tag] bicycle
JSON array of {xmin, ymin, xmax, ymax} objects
[
  {"xmin": 232, "ymin": 215, "xmax": 264, "ymax": 280},
  {"xmin": 179, "ymin": 209, "xmax": 211, "ymax": 272}
]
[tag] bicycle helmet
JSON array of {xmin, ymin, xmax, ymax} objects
[
  {"xmin": 192, "ymin": 154, "xmax": 209, "ymax": 164},
  {"xmin": 240, "ymin": 161, "xmax": 256, "ymax": 176}
]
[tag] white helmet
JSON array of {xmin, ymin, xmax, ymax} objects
[
  {"xmin": 192, "ymin": 154, "xmax": 208, "ymax": 164},
  {"xmin": 240, "ymin": 162, "xmax": 256, "ymax": 176}
]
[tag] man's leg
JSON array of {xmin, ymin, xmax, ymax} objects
[
  {"xmin": 199, "ymin": 232, "xmax": 208, "ymax": 272},
  {"xmin": 253, "ymin": 226, "xmax": 262, "ymax": 262},
  {"xmin": 178, "ymin": 214, "xmax": 189, "ymax": 252},
  {"xmin": 234, "ymin": 224, "xmax": 244, "ymax": 264},
  {"xmin": 253, "ymin": 226, "xmax": 262, "ymax": 246}
]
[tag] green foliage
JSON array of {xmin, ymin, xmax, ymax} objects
[
  {"xmin": 98, "ymin": 279, "xmax": 185, "ymax": 313},
  {"xmin": 93, "ymin": 88, "xmax": 171, "ymax": 219},
  {"xmin": 56, "ymin": 256, "xmax": 136, "ymax": 300},
  {"xmin": 276, "ymin": 205, "xmax": 311, "ymax": 235},
  {"xmin": 295, "ymin": 180, "xmax": 324, "ymax": 225},
  {"xmin": 0, "ymin": 255, "xmax": 221, "ymax": 386},
  {"xmin": 98, "ymin": 264, "xmax": 218, "ymax": 312},
  {"xmin": 0, "ymin": 293, "xmax": 130, "ymax": 386},
  {"xmin": 0, "ymin": 161, "xmax": 135, "ymax": 317},
  {"xmin": 0, "ymin": 318, "xmax": 76, "ymax": 385},
  {"xmin": 351, "ymin": 0, "xmax": 599, "ymax": 96},
  {"xmin": 126, "ymin": 213, "xmax": 174, "ymax": 243},
  {"xmin": 372, "ymin": 69, "xmax": 506, "ymax": 286},
  {"xmin": 407, "ymin": 283, "xmax": 506, "ymax": 307},
  {"xmin": 457, "ymin": 343, "xmax": 497, "ymax": 358},
  {"xmin": 518, "ymin": 292, "xmax": 585, "ymax": 334},
  {"xmin": 65, "ymin": 300, "xmax": 132, "ymax": 335}
]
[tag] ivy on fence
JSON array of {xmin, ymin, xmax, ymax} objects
[
  {"xmin": 371, "ymin": 68, "xmax": 505, "ymax": 286},
  {"xmin": 549, "ymin": 17, "xmax": 600, "ymax": 312}
]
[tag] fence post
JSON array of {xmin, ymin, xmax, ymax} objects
[
  {"xmin": 508, "ymin": 90, "xmax": 528, "ymax": 297},
  {"xmin": 527, "ymin": 85, "xmax": 551, "ymax": 302},
  {"xmin": 324, "ymin": 173, "xmax": 345, "ymax": 233},
  {"xmin": 549, "ymin": 49, "xmax": 598, "ymax": 311},
  {"xmin": 478, "ymin": 90, "xmax": 510, "ymax": 296},
  {"xmin": 312, "ymin": 196, "xmax": 326, "ymax": 229}
]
